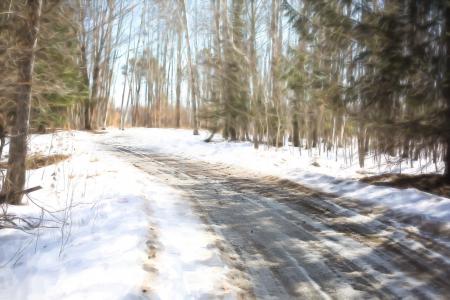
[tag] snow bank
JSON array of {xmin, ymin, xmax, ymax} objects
[
  {"xmin": 103, "ymin": 128, "xmax": 450, "ymax": 226},
  {"xmin": 0, "ymin": 131, "xmax": 234, "ymax": 299},
  {"xmin": 0, "ymin": 132, "xmax": 150, "ymax": 299},
  {"xmin": 3, "ymin": 128, "xmax": 445, "ymax": 299}
]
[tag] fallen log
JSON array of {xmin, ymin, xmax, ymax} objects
[{"xmin": 0, "ymin": 186, "xmax": 42, "ymax": 204}]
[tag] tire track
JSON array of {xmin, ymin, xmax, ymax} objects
[{"xmin": 106, "ymin": 144, "xmax": 450, "ymax": 300}]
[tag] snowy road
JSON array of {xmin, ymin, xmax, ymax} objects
[{"xmin": 104, "ymin": 142, "xmax": 450, "ymax": 300}]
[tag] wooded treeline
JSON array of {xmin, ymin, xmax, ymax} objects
[
  {"xmin": 117, "ymin": 0, "xmax": 450, "ymax": 181},
  {"xmin": 1, "ymin": 0, "xmax": 450, "ymax": 204},
  {"xmin": 0, "ymin": 0, "xmax": 129, "ymax": 203},
  {"xmin": 189, "ymin": 0, "xmax": 450, "ymax": 181},
  {"xmin": 121, "ymin": 0, "xmax": 450, "ymax": 179}
]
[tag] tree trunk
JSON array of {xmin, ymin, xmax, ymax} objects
[
  {"xmin": 119, "ymin": 18, "xmax": 134, "ymax": 130},
  {"xmin": 175, "ymin": 29, "xmax": 182, "ymax": 128},
  {"xmin": 443, "ymin": 4, "xmax": 450, "ymax": 181},
  {"xmin": 292, "ymin": 117, "xmax": 300, "ymax": 147},
  {"xmin": 89, "ymin": 63, "xmax": 101, "ymax": 130},
  {"xmin": 270, "ymin": 0, "xmax": 282, "ymax": 147},
  {"xmin": 1, "ymin": 0, "xmax": 42, "ymax": 205},
  {"xmin": 179, "ymin": 0, "xmax": 199, "ymax": 135},
  {"xmin": 0, "ymin": 113, "xmax": 5, "ymax": 161},
  {"xmin": 444, "ymin": 137, "xmax": 450, "ymax": 180},
  {"xmin": 248, "ymin": 0, "xmax": 260, "ymax": 149},
  {"xmin": 0, "ymin": 136, "xmax": 4, "ymax": 162},
  {"xmin": 357, "ymin": 123, "xmax": 366, "ymax": 168},
  {"xmin": 80, "ymin": 45, "xmax": 91, "ymax": 130}
]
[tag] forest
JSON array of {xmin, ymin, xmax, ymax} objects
[
  {"xmin": 1, "ymin": 0, "xmax": 450, "ymax": 203},
  {"xmin": 1, "ymin": 1, "xmax": 450, "ymax": 298}
]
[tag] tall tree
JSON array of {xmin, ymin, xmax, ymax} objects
[
  {"xmin": 179, "ymin": 0, "xmax": 199, "ymax": 135},
  {"xmin": 175, "ymin": 26, "xmax": 183, "ymax": 128},
  {"xmin": 1, "ymin": 0, "xmax": 43, "ymax": 204},
  {"xmin": 442, "ymin": 2, "xmax": 450, "ymax": 180}
]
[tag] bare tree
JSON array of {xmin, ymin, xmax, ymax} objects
[
  {"xmin": 175, "ymin": 27, "xmax": 183, "ymax": 128},
  {"xmin": 179, "ymin": 0, "xmax": 199, "ymax": 135},
  {"xmin": 76, "ymin": 0, "xmax": 120, "ymax": 130}
]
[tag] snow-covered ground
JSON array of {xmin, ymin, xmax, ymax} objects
[
  {"xmin": 0, "ymin": 131, "xmax": 234, "ymax": 300},
  {"xmin": 1, "ymin": 127, "xmax": 449, "ymax": 299},
  {"xmin": 104, "ymin": 128, "xmax": 450, "ymax": 227}
]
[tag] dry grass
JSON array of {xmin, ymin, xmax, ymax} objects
[
  {"xmin": 90, "ymin": 130, "xmax": 107, "ymax": 134},
  {"xmin": 361, "ymin": 173, "xmax": 450, "ymax": 198},
  {"xmin": 0, "ymin": 154, "xmax": 70, "ymax": 170}
]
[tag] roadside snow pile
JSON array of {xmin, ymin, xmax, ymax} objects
[
  {"xmin": 104, "ymin": 128, "xmax": 450, "ymax": 227},
  {"xmin": 0, "ymin": 132, "xmax": 150, "ymax": 300},
  {"xmin": 0, "ymin": 131, "xmax": 234, "ymax": 300}
]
